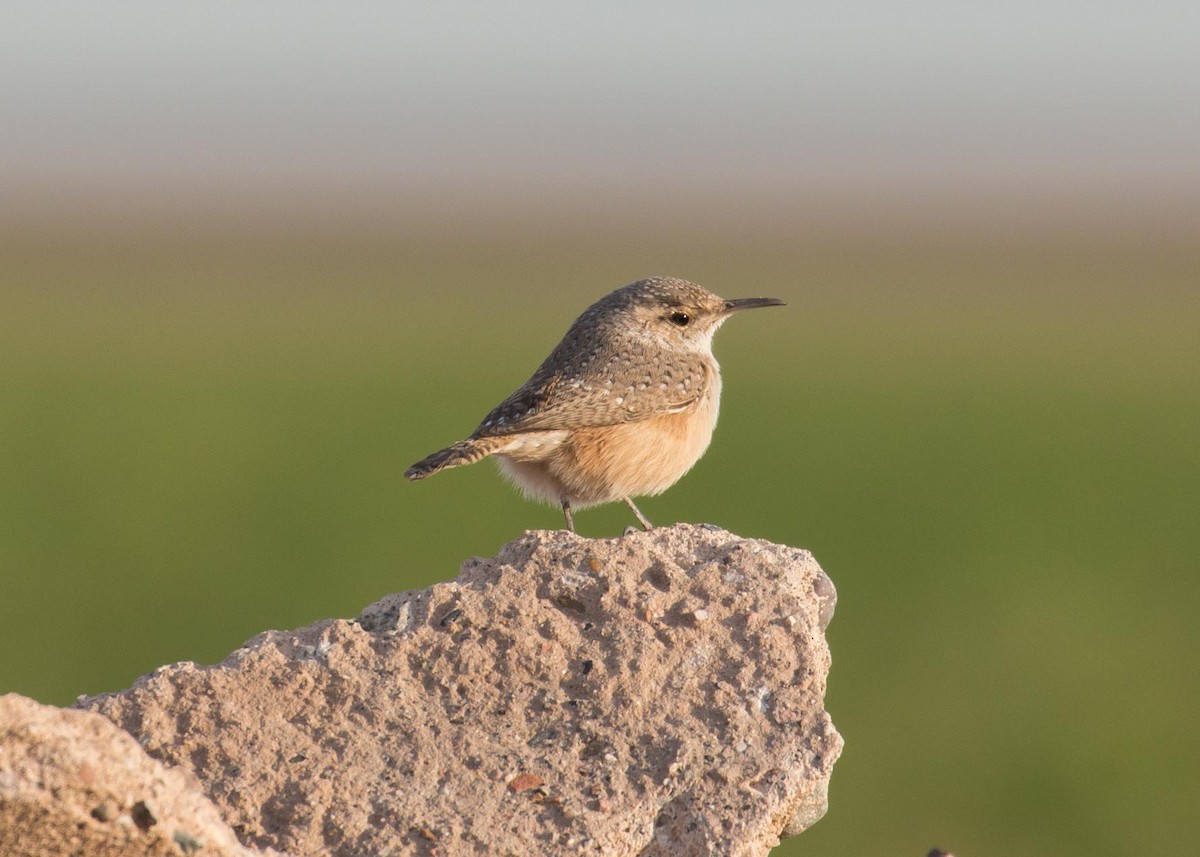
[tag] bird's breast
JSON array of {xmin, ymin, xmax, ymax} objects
[{"xmin": 550, "ymin": 361, "xmax": 722, "ymax": 504}]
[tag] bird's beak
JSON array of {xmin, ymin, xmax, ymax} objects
[{"xmin": 723, "ymin": 297, "xmax": 786, "ymax": 314}]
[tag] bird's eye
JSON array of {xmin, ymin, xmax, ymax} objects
[{"xmin": 668, "ymin": 311, "xmax": 691, "ymax": 327}]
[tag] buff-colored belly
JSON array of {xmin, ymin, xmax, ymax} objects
[{"xmin": 495, "ymin": 376, "xmax": 721, "ymax": 507}]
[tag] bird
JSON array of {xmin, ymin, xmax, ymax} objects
[{"xmin": 404, "ymin": 276, "xmax": 784, "ymax": 532}]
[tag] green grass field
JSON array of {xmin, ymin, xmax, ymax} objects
[{"xmin": 2, "ymin": 222, "xmax": 1196, "ymax": 856}]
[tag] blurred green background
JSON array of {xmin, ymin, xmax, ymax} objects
[
  {"xmin": 4, "ymin": 221, "xmax": 1196, "ymax": 856},
  {"xmin": 3, "ymin": 4, "xmax": 1199, "ymax": 856}
]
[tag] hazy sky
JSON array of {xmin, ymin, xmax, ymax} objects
[{"xmin": 3, "ymin": 2, "xmax": 1198, "ymax": 193}]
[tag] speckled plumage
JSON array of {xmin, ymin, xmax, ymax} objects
[{"xmin": 405, "ymin": 276, "xmax": 784, "ymax": 532}]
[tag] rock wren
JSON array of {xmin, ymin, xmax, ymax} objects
[{"xmin": 405, "ymin": 276, "xmax": 784, "ymax": 532}]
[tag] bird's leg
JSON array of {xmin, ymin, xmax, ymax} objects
[
  {"xmin": 561, "ymin": 498, "xmax": 576, "ymax": 533},
  {"xmin": 623, "ymin": 497, "xmax": 653, "ymax": 530}
]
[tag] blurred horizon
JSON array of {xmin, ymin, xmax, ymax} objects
[{"xmin": 4, "ymin": 1, "xmax": 1199, "ymax": 244}]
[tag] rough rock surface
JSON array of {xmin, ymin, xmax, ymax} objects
[
  {"xmin": 0, "ymin": 693, "xmax": 263, "ymax": 857},
  {"xmin": 80, "ymin": 524, "xmax": 841, "ymax": 856}
]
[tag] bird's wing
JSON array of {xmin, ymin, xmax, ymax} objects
[{"xmin": 470, "ymin": 339, "xmax": 710, "ymax": 438}]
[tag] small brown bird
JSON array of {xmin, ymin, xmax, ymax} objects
[{"xmin": 405, "ymin": 276, "xmax": 784, "ymax": 532}]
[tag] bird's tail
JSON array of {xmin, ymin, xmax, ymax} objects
[{"xmin": 404, "ymin": 436, "xmax": 507, "ymax": 481}]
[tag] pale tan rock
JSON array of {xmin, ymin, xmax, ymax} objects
[
  {"xmin": 0, "ymin": 693, "xmax": 262, "ymax": 857},
  {"xmin": 82, "ymin": 524, "xmax": 842, "ymax": 856}
]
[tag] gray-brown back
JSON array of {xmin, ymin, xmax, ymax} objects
[{"xmin": 470, "ymin": 278, "xmax": 716, "ymax": 438}]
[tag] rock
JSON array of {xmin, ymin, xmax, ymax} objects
[
  {"xmin": 80, "ymin": 524, "xmax": 842, "ymax": 856},
  {"xmin": 0, "ymin": 694, "xmax": 262, "ymax": 857}
]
